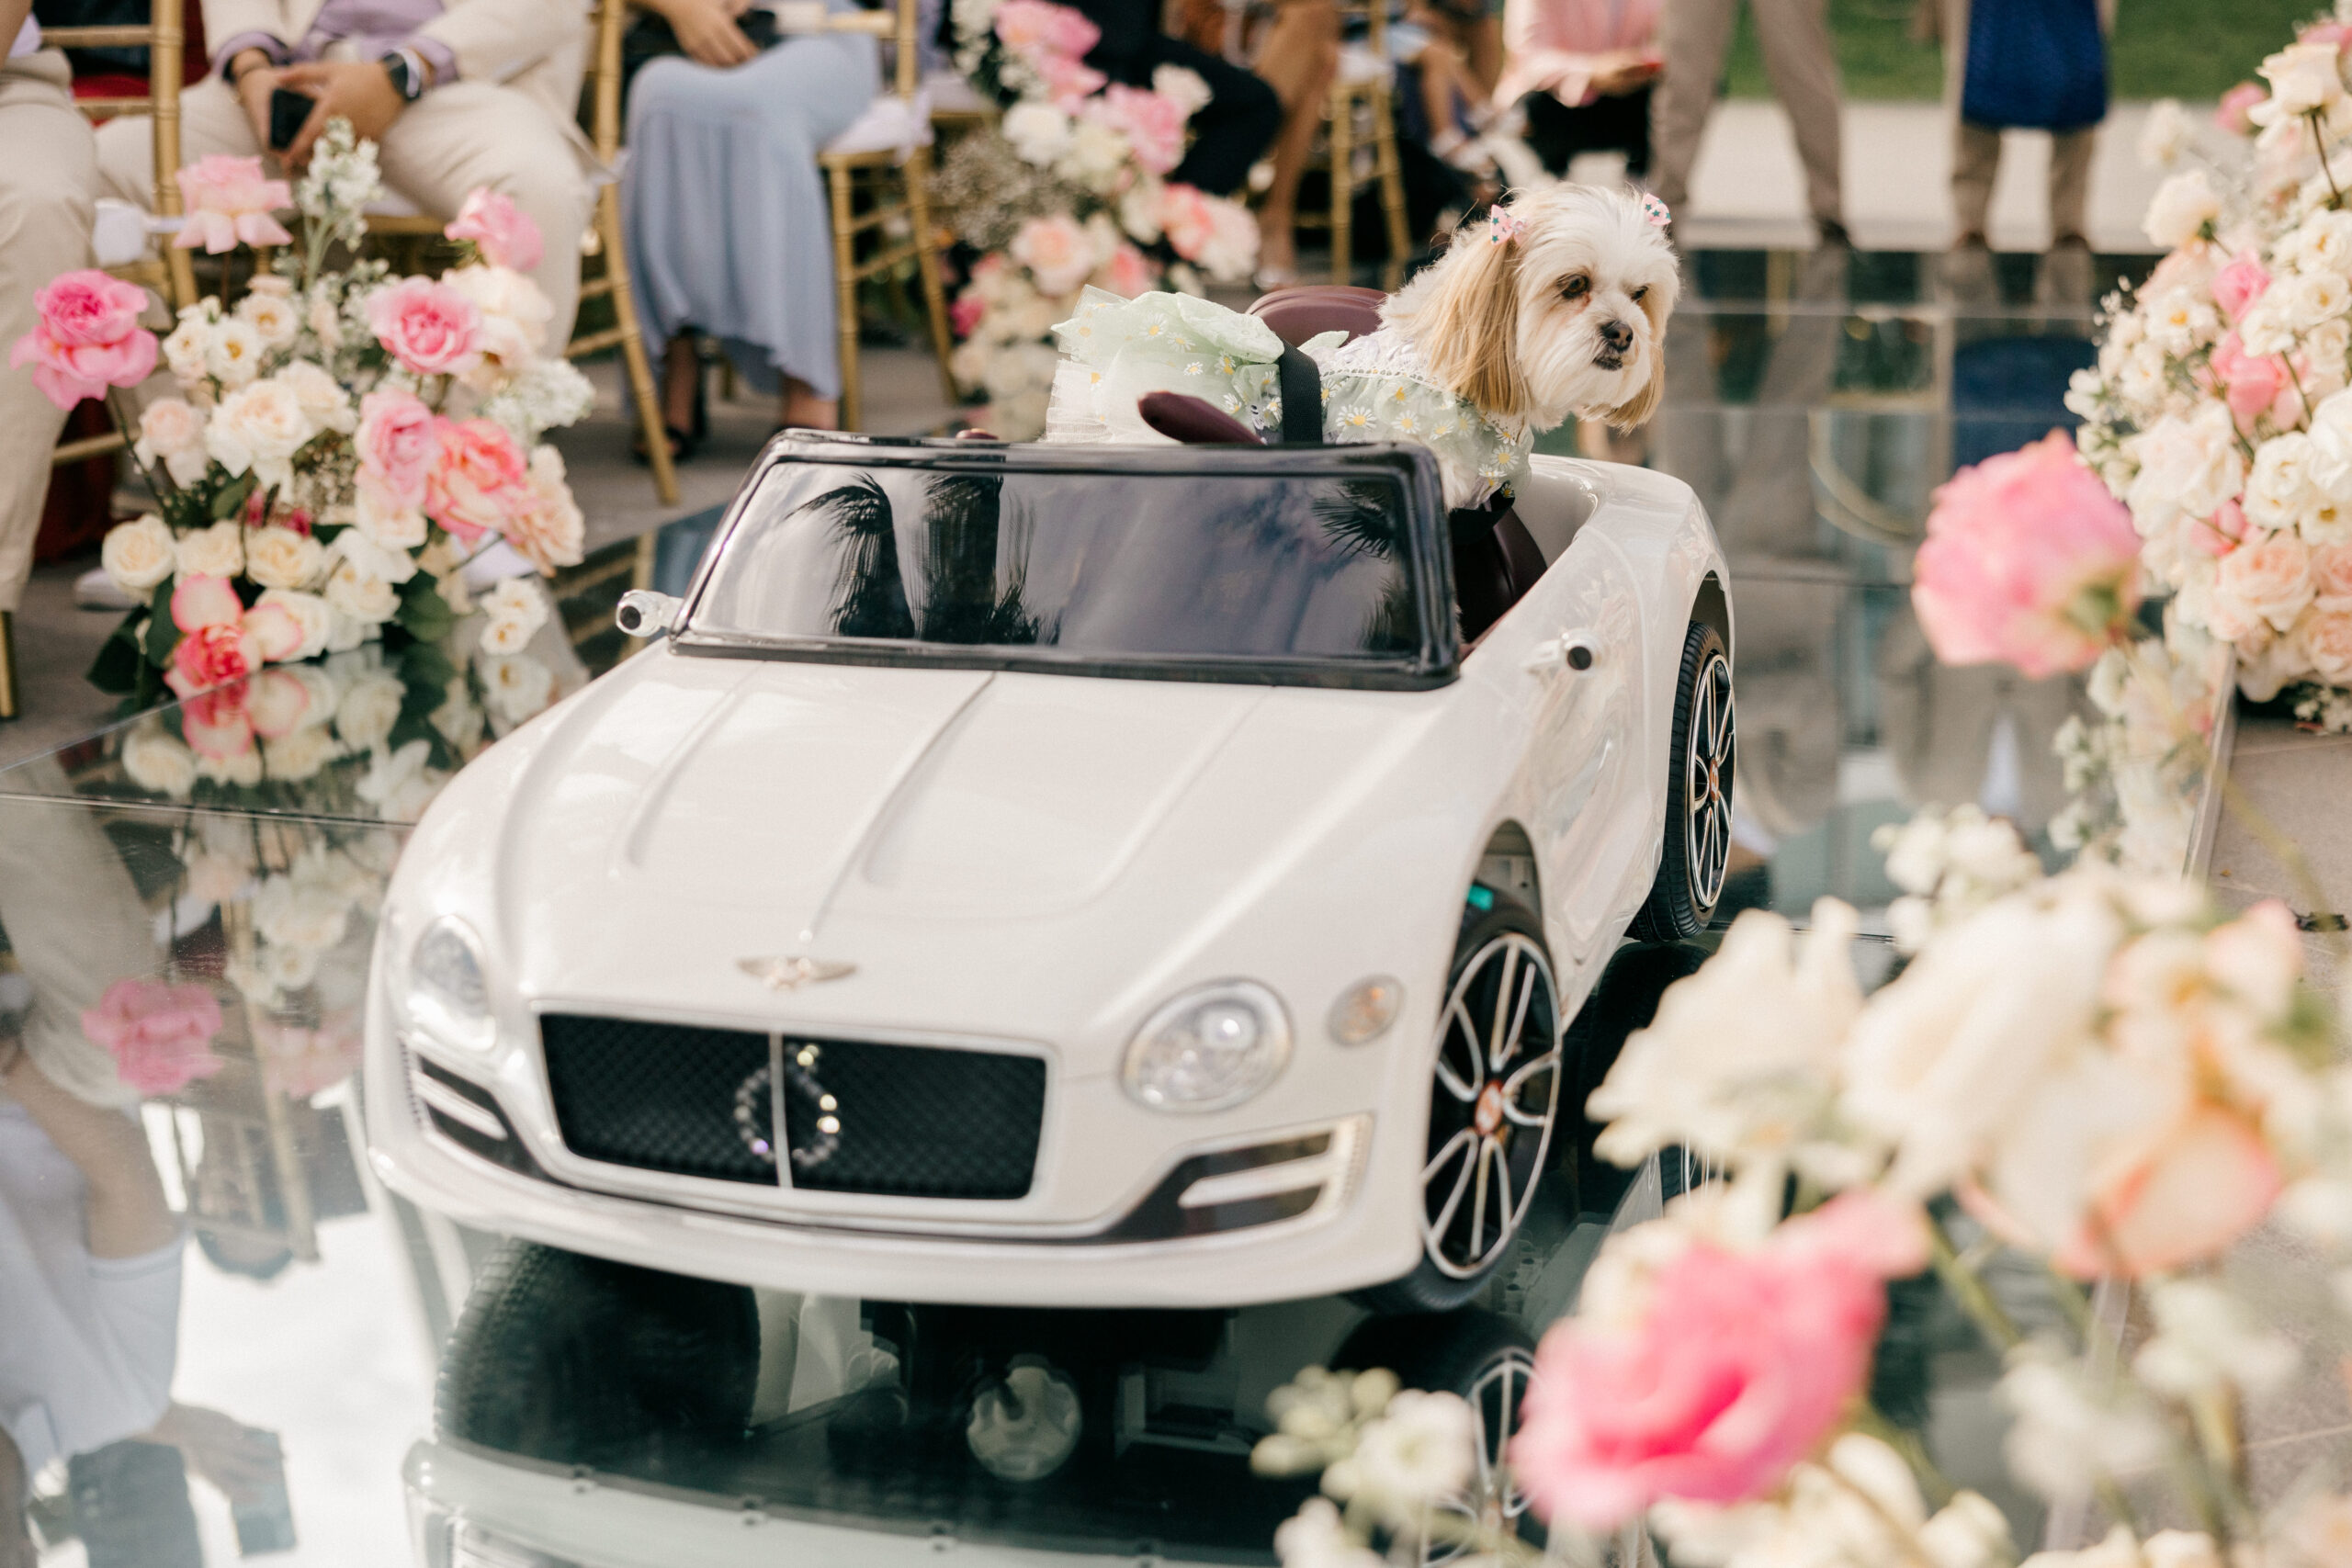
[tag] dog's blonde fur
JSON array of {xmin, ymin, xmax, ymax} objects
[{"xmin": 1385, "ymin": 185, "xmax": 1679, "ymax": 493}]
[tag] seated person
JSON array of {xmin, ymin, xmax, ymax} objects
[
  {"xmin": 0, "ymin": 0, "xmax": 99, "ymax": 717},
  {"xmin": 90, "ymin": 0, "xmax": 594, "ymax": 347},
  {"xmin": 1069, "ymin": 0, "xmax": 1280, "ymax": 198},
  {"xmin": 1489, "ymin": 0, "xmax": 1659, "ymax": 178}
]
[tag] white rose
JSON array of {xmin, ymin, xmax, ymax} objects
[
  {"xmin": 2136, "ymin": 98, "xmax": 2192, "ymax": 168},
  {"xmin": 2259, "ymin": 40, "xmax": 2346, "ymax": 118},
  {"xmin": 275, "ymin": 359, "xmax": 355, "ymax": 434},
  {"xmin": 324, "ymin": 607, "xmax": 373, "ymax": 653},
  {"xmin": 243, "ymin": 525, "xmax": 324, "ymax": 592},
  {"xmin": 1055, "ymin": 118, "xmax": 1130, "ymax": 193},
  {"xmin": 2143, "ymin": 169, "xmax": 2222, "ymax": 249},
  {"xmin": 2245, "ymin": 432, "xmax": 2321, "ymax": 529},
  {"xmin": 204, "ymin": 316, "xmax": 266, "ymax": 388},
  {"xmin": 480, "ymin": 653, "xmax": 555, "ymax": 724},
  {"xmin": 306, "ymin": 288, "xmax": 343, "ymax": 351},
  {"xmin": 443, "ymin": 264, "xmax": 554, "ymax": 375},
  {"xmin": 198, "ymin": 748, "xmax": 265, "ymax": 787},
  {"xmin": 2282, "ymin": 267, "xmax": 2352, "ymax": 332},
  {"xmin": 2294, "ymin": 594, "xmax": 2352, "ymax": 682},
  {"xmin": 325, "ymin": 557, "xmax": 401, "ymax": 624},
  {"xmin": 334, "ymin": 670, "xmax": 407, "ymax": 751},
  {"xmin": 263, "ymin": 724, "xmax": 340, "ymax": 783},
  {"xmin": 1150, "ymin": 62, "xmax": 1212, "ymax": 116},
  {"xmin": 253, "ymin": 874, "xmax": 349, "ymax": 951},
  {"xmin": 235, "ymin": 288, "xmax": 301, "ymax": 349},
  {"xmin": 2216, "ymin": 530, "xmax": 2317, "ymax": 633},
  {"xmin": 2142, "ymin": 288, "xmax": 2220, "ymax": 355},
  {"xmin": 135, "ymin": 398, "xmax": 211, "ymax": 486},
  {"xmin": 1001, "ymin": 101, "xmax": 1073, "ymax": 165},
  {"xmin": 120, "ymin": 722, "xmax": 197, "ymax": 797},
  {"xmin": 335, "ymin": 526, "xmax": 419, "ymax": 586},
  {"xmin": 101, "ymin": 513, "xmax": 178, "ymax": 595},
  {"xmin": 256, "ymin": 587, "xmax": 333, "ymax": 659},
  {"xmin": 206, "ymin": 378, "xmax": 313, "ymax": 491},
  {"xmin": 354, "ymin": 478, "xmax": 427, "ymax": 549},
  {"xmin": 2309, "ymin": 387, "xmax": 2352, "ymax": 495},
  {"xmin": 2305, "ymin": 318, "xmax": 2352, "ymax": 403},
  {"xmin": 2126, "ymin": 405, "xmax": 2245, "ymax": 529},
  {"xmin": 163, "ymin": 308, "xmax": 212, "ymax": 389},
  {"xmin": 2287, "ymin": 209, "xmax": 2352, "ymax": 275},
  {"xmin": 479, "ymin": 612, "xmax": 537, "ymax": 656},
  {"xmin": 175, "ymin": 519, "xmax": 246, "ymax": 579}
]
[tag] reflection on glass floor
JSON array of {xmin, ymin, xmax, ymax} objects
[{"xmin": 0, "ymin": 247, "xmax": 2157, "ymax": 1566}]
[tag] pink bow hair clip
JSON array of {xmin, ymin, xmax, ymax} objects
[
  {"xmin": 1487, "ymin": 207, "xmax": 1524, "ymax": 244},
  {"xmin": 1638, "ymin": 192, "xmax": 1671, "ymax": 228}
]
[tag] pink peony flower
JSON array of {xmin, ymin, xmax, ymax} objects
[
  {"xmin": 1009, "ymin": 213, "xmax": 1097, "ymax": 296},
  {"xmin": 169, "ymin": 625, "xmax": 256, "ymax": 698},
  {"xmin": 425, "ymin": 415, "xmax": 532, "ymax": 547},
  {"xmin": 355, "ymin": 386, "xmax": 438, "ymax": 508},
  {"xmin": 2211, "ymin": 250, "xmax": 2270, "ymax": 323},
  {"xmin": 2208, "ymin": 331, "xmax": 2292, "ymax": 431},
  {"xmin": 1032, "ymin": 49, "xmax": 1107, "ymax": 106},
  {"xmin": 1912, "ymin": 431, "xmax": 2143, "ymax": 678},
  {"xmin": 180, "ymin": 684, "xmax": 255, "ymax": 759},
  {"xmin": 1094, "ymin": 84, "xmax": 1188, "ymax": 175},
  {"xmin": 2217, "ymin": 82, "xmax": 2267, "ymax": 135},
  {"xmin": 9, "ymin": 269, "xmax": 159, "ymax": 411},
  {"xmin": 1093, "ymin": 240, "xmax": 1156, "ymax": 299},
  {"xmin": 950, "ymin": 288, "xmax": 986, "ymax": 339},
  {"xmin": 444, "ymin": 186, "xmax": 543, "ymax": 273},
  {"xmin": 2194, "ymin": 496, "xmax": 2255, "ymax": 557},
  {"xmin": 82, "ymin": 977, "xmax": 225, "ymax": 1095},
  {"xmin": 173, "ymin": 573, "xmax": 243, "ymax": 634},
  {"xmin": 165, "ymin": 577, "xmax": 303, "ymax": 697},
  {"xmin": 368, "ymin": 276, "xmax": 484, "ymax": 377},
  {"xmin": 2301, "ymin": 20, "xmax": 2352, "ymax": 47},
  {"xmin": 1511, "ymin": 1192, "xmax": 1928, "ymax": 1530},
  {"xmin": 992, "ymin": 0, "xmax": 1099, "ymax": 59},
  {"xmin": 173, "ymin": 154, "xmax": 294, "ymax": 253},
  {"xmin": 2051, "ymin": 1103, "xmax": 2283, "ymax": 1279}
]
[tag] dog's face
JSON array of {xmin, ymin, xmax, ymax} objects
[{"xmin": 1389, "ymin": 186, "xmax": 1680, "ymax": 433}]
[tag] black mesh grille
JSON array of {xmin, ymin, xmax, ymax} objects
[
  {"xmin": 778, "ymin": 1037, "xmax": 1046, "ymax": 1200},
  {"xmin": 539, "ymin": 1014, "xmax": 776, "ymax": 1185},
  {"xmin": 537, "ymin": 1016, "xmax": 1046, "ymax": 1201}
]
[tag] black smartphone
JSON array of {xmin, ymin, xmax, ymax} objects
[
  {"xmin": 737, "ymin": 7, "xmax": 780, "ymax": 49},
  {"xmin": 229, "ymin": 1429, "xmax": 296, "ymax": 1556},
  {"xmin": 267, "ymin": 86, "xmax": 312, "ymax": 152}
]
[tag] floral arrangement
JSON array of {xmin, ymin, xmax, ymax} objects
[
  {"xmin": 936, "ymin": 0, "xmax": 1258, "ymax": 436},
  {"xmin": 2066, "ymin": 7, "xmax": 2352, "ymax": 729},
  {"xmin": 80, "ymin": 976, "xmax": 226, "ymax": 1095},
  {"xmin": 7, "ymin": 120, "xmax": 594, "ymax": 708}
]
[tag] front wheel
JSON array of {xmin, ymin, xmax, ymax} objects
[{"xmin": 1633, "ymin": 620, "xmax": 1735, "ymax": 942}]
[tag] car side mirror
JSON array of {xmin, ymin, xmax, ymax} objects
[{"xmin": 616, "ymin": 590, "xmax": 681, "ymax": 638}]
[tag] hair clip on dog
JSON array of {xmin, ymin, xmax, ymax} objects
[
  {"xmin": 1487, "ymin": 207, "xmax": 1524, "ymax": 244},
  {"xmin": 1638, "ymin": 192, "xmax": 1671, "ymax": 228}
]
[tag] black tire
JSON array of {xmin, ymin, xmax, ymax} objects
[
  {"xmin": 1360, "ymin": 897, "xmax": 1563, "ymax": 1314},
  {"xmin": 435, "ymin": 1241, "xmax": 760, "ymax": 1464},
  {"xmin": 1633, "ymin": 621, "xmax": 1735, "ymax": 942},
  {"xmin": 1334, "ymin": 1311, "xmax": 1541, "ymax": 1563}
]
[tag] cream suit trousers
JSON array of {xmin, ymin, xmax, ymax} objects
[
  {"xmin": 1649, "ymin": 0, "xmax": 1845, "ymax": 227},
  {"xmin": 0, "ymin": 52, "xmax": 99, "ymax": 615},
  {"xmin": 95, "ymin": 76, "xmax": 594, "ymax": 349}
]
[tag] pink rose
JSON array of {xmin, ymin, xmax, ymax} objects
[
  {"xmin": 1009, "ymin": 213, "xmax": 1096, "ymax": 296},
  {"xmin": 243, "ymin": 666, "xmax": 311, "ymax": 739},
  {"xmin": 356, "ymin": 387, "xmax": 438, "ymax": 508},
  {"xmin": 1511, "ymin": 1192, "xmax": 1928, "ymax": 1530},
  {"xmin": 81, "ymin": 977, "xmax": 225, "ymax": 1094},
  {"xmin": 2312, "ymin": 539, "xmax": 2352, "ymax": 594},
  {"xmin": 1913, "ymin": 431, "xmax": 2143, "ymax": 678},
  {"xmin": 174, "ymin": 154, "xmax": 294, "ymax": 253},
  {"xmin": 1094, "ymin": 84, "xmax": 1188, "ymax": 175},
  {"xmin": 2207, "ymin": 332, "xmax": 2290, "ymax": 432},
  {"xmin": 169, "ymin": 624, "xmax": 256, "ymax": 698},
  {"xmin": 992, "ymin": 0, "xmax": 1099, "ymax": 59},
  {"xmin": 173, "ymin": 574, "xmax": 243, "ymax": 633},
  {"xmin": 425, "ymin": 416, "xmax": 532, "ymax": 547},
  {"xmin": 2302, "ymin": 20, "xmax": 2352, "ymax": 47},
  {"xmin": 181, "ymin": 685, "xmax": 255, "ymax": 759},
  {"xmin": 1032, "ymin": 49, "xmax": 1107, "ymax": 106},
  {"xmin": 1092, "ymin": 240, "xmax": 1157, "ymax": 299},
  {"xmin": 2214, "ymin": 529, "xmax": 2316, "ymax": 637},
  {"xmin": 2217, "ymin": 82, "xmax": 2267, "ymax": 135},
  {"xmin": 9, "ymin": 269, "xmax": 159, "ymax": 411},
  {"xmin": 950, "ymin": 288, "xmax": 986, "ymax": 339},
  {"xmin": 2211, "ymin": 251, "xmax": 2270, "ymax": 324},
  {"xmin": 2193, "ymin": 496, "xmax": 2255, "ymax": 557},
  {"xmin": 444, "ymin": 186, "xmax": 544, "ymax": 273},
  {"xmin": 502, "ymin": 445, "xmax": 586, "ymax": 574},
  {"xmin": 164, "ymin": 578, "xmax": 302, "ymax": 696},
  {"xmin": 368, "ymin": 276, "xmax": 483, "ymax": 377}
]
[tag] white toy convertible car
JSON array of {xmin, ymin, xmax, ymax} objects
[{"xmin": 364, "ymin": 431, "xmax": 1732, "ymax": 1311}]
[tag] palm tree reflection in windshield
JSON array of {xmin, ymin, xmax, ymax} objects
[
  {"xmin": 1310, "ymin": 479, "xmax": 1419, "ymax": 655},
  {"xmin": 811, "ymin": 476, "xmax": 915, "ymax": 640},
  {"xmin": 917, "ymin": 474, "xmax": 1040, "ymax": 646}
]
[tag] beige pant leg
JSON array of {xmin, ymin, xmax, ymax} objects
[
  {"xmin": 0, "ymin": 54, "xmax": 99, "ymax": 615},
  {"xmin": 1647, "ymin": 0, "xmax": 1739, "ymax": 214},
  {"xmin": 374, "ymin": 82, "xmax": 595, "ymax": 352},
  {"xmin": 2049, "ymin": 125, "xmax": 2095, "ymax": 243},
  {"xmin": 1951, "ymin": 119, "xmax": 1999, "ymax": 238},
  {"xmin": 1750, "ymin": 0, "xmax": 1843, "ymax": 223}
]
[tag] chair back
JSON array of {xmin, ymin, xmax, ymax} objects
[
  {"xmin": 780, "ymin": 0, "xmax": 919, "ymax": 102},
  {"xmin": 45, "ymin": 0, "xmax": 198, "ymax": 305}
]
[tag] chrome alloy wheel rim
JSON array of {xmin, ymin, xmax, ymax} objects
[
  {"xmin": 1684, "ymin": 650, "xmax": 1736, "ymax": 914},
  {"xmin": 1421, "ymin": 1348, "xmax": 1539, "ymax": 1565},
  {"xmin": 1422, "ymin": 933, "xmax": 1561, "ymax": 1280}
]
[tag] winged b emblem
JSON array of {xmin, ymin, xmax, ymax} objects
[{"xmin": 738, "ymin": 956, "xmax": 858, "ymax": 991}]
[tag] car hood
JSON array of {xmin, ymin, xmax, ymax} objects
[{"xmin": 479, "ymin": 651, "xmax": 1465, "ymax": 1049}]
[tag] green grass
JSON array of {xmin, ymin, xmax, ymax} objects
[{"xmin": 1723, "ymin": 0, "xmax": 2319, "ymax": 102}]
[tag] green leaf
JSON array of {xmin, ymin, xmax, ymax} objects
[
  {"xmin": 396, "ymin": 574, "xmax": 456, "ymax": 645},
  {"xmin": 208, "ymin": 471, "xmax": 256, "ymax": 522},
  {"xmin": 142, "ymin": 582, "xmax": 179, "ymax": 668},
  {"xmin": 399, "ymin": 641, "xmax": 459, "ymax": 696},
  {"xmin": 85, "ymin": 616, "xmax": 145, "ymax": 694}
]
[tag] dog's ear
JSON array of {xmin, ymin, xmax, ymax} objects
[
  {"xmin": 1602, "ymin": 285, "xmax": 1672, "ymax": 431},
  {"xmin": 1404, "ymin": 226, "xmax": 1531, "ymax": 423}
]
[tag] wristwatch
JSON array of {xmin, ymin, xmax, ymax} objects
[{"xmin": 380, "ymin": 48, "xmax": 426, "ymax": 102}]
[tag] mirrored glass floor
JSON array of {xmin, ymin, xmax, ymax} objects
[{"xmin": 0, "ymin": 246, "xmax": 2163, "ymax": 1566}]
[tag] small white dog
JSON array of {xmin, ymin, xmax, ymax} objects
[{"xmin": 1048, "ymin": 184, "xmax": 1680, "ymax": 511}]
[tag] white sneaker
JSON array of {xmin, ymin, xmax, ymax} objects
[{"xmin": 74, "ymin": 567, "xmax": 139, "ymax": 611}]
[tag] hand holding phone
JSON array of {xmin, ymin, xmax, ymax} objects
[{"xmin": 267, "ymin": 85, "xmax": 313, "ymax": 152}]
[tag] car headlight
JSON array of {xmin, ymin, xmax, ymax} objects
[
  {"xmin": 1122, "ymin": 981, "xmax": 1291, "ymax": 1111},
  {"xmin": 401, "ymin": 915, "xmax": 495, "ymax": 1053}
]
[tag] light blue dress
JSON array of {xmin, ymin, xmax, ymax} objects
[{"xmin": 621, "ymin": 16, "xmax": 880, "ymax": 400}]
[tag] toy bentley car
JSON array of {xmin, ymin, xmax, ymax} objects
[{"xmin": 363, "ymin": 431, "xmax": 1733, "ymax": 1311}]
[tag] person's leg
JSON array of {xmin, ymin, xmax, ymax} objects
[
  {"xmin": 0, "ymin": 56, "xmax": 99, "ymax": 622},
  {"xmin": 1648, "ymin": 0, "xmax": 1739, "ymax": 215},
  {"xmin": 371, "ymin": 81, "xmax": 596, "ymax": 350},
  {"xmin": 1250, "ymin": 0, "xmax": 1339, "ymax": 280},
  {"xmin": 1750, "ymin": 0, "xmax": 1846, "ymax": 228},
  {"xmin": 1951, "ymin": 119, "xmax": 1999, "ymax": 243},
  {"xmin": 1150, "ymin": 36, "xmax": 1283, "ymax": 195},
  {"xmin": 2049, "ymin": 124, "xmax": 2095, "ymax": 245}
]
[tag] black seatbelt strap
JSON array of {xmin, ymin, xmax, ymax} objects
[{"xmin": 1276, "ymin": 346, "xmax": 1323, "ymax": 445}]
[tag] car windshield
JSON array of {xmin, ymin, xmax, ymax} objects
[{"xmin": 683, "ymin": 448, "xmax": 1450, "ymax": 685}]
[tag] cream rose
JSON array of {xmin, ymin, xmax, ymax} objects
[
  {"xmin": 2143, "ymin": 171, "xmax": 2222, "ymax": 250},
  {"xmin": 354, "ymin": 477, "xmax": 427, "ymax": 550},
  {"xmin": 275, "ymin": 359, "xmax": 355, "ymax": 434},
  {"xmin": 206, "ymin": 378, "xmax": 313, "ymax": 491},
  {"xmin": 1002, "ymin": 101, "xmax": 1074, "ymax": 164},
  {"xmin": 2294, "ymin": 595, "xmax": 2352, "ymax": 682},
  {"xmin": 135, "ymin": 398, "xmax": 211, "ymax": 486},
  {"xmin": 256, "ymin": 588, "xmax": 333, "ymax": 660},
  {"xmin": 2214, "ymin": 531, "xmax": 2317, "ymax": 635},
  {"xmin": 263, "ymin": 724, "xmax": 340, "ymax": 784},
  {"xmin": 204, "ymin": 316, "xmax": 265, "ymax": 388},
  {"xmin": 175, "ymin": 519, "xmax": 246, "ymax": 579},
  {"xmin": 162, "ymin": 308, "xmax": 212, "ymax": 389},
  {"xmin": 442, "ymin": 263, "xmax": 554, "ymax": 373},
  {"xmin": 2281, "ymin": 267, "xmax": 2352, "ymax": 332},
  {"xmin": 480, "ymin": 653, "xmax": 555, "ymax": 724},
  {"xmin": 325, "ymin": 558, "xmax": 401, "ymax": 624},
  {"xmin": 2260, "ymin": 40, "xmax": 2345, "ymax": 118},
  {"xmin": 197, "ymin": 748, "xmax": 264, "ymax": 787},
  {"xmin": 235, "ymin": 288, "xmax": 301, "ymax": 349},
  {"xmin": 2127, "ymin": 406, "xmax": 2246, "ymax": 529},
  {"xmin": 120, "ymin": 722, "xmax": 197, "ymax": 797},
  {"xmin": 334, "ymin": 670, "xmax": 406, "ymax": 752},
  {"xmin": 102, "ymin": 514, "xmax": 178, "ymax": 595},
  {"xmin": 243, "ymin": 526, "xmax": 324, "ymax": 592}
]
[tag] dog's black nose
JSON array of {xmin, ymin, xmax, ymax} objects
[{"xmin": 1599, "ymin": 318, "xmax": 1634, "ymax": 353}]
